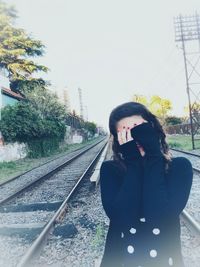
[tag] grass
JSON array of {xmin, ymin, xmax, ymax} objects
[
  {"xmin": 166, "ymin": 134, "xmax": 200, "ymax": 151},
  {"xmin": 0, "ymin": 137, "xmax": 103, "ymax": 184},
  {"xmin": 91, "ymin": 222, "xmax": 105, "ymax": 249}
]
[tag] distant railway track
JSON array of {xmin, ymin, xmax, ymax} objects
[
  {"xmin": 169, "ymin": 147, "xmax": 200, "ymax": 173},
  {"xmin": 169, "ymin": 147, "xmax": 200, "ymax": 158}
]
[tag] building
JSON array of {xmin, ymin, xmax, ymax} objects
[
  {"xmin": 0, "ymin": 69, "xmax": 24, "ymax": 109},
  {"xmin": 1, "ymin": 86, "xmax": 25, "ymax": 108}
]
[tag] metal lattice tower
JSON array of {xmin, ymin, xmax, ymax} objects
[{"xmin": 174, "ymin": 12, "xmax": 200, "ymax": 149}]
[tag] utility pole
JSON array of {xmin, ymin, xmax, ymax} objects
[
  {"xmin": 174, "ymin": 12, "xmax": 200, "ymax": 149},
  {"xmin": 63, "ymin": 87, "xmax": 71, "ymax": 113},
  {"xmin": 84, "ymin": 105, "xmax": 88, "ymax": 121},
  {"xmin": 78, "ymin": 87, "xmax": 84, "ymax": 120}
]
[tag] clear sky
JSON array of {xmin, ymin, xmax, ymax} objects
[{"xmin": 6, "ymin": 0, "xmax": 200, "ymax": 131}]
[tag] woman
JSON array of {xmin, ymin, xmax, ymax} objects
[{"xmin": 99, "ymin": 101, "xmax": 193, "ymax": 267}]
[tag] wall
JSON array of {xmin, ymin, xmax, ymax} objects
[
  {"xmin": 0, "ymin": 142, "xmax": 27, "ymax": 162},
  {"xmin": 0, "ymin": 126, "xmax": 84, "ymax": 162}
]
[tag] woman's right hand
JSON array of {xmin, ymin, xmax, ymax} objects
[
  {"xmin": 117, "ymin": 127, "xmax": 133, "ymax": 145},
  {"xmin": 117, "ymin": 127, "xmax": 145, "ymax": 156}
]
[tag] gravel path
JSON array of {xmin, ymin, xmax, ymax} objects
[
  {"xmin": 32, "ymin": 177, "xmax": 109, "ymax": 267},
  {"xmin": 170, "ymin": 149, "xmax": 200, "ymax": 223},
  {"xmin": 33, "ymin": 176, "xmax": 200, "ymax": 267},
  {"xmin": 31, "ymin": 143, "xmax": 200, "ymax": 267}
]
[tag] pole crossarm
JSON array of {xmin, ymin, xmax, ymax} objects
[{"xmin": 174, "ymin": 13, "xmax": 200, "ymax": 42}]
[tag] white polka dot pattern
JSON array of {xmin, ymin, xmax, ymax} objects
[
  {"xmin": 129, "ymin": 227, "xmax": 136, "ymax": 234},
  {"xmin": 121, "ymin": 232, "xmax": 124, "ymax": 238},
  {"xmin": 168, "ymin": 257, "xmax": 173, "ymax": 265},
  {"xmin": 152, "ymin": 228, "xmax": 160, "ymax": 235},
  {"xmin": 150, "ymin": 249, "xmax": 157, "ymax": 257},
  {"xmin": 140, "ymin": 217, "xmax": 146, "ymax": 222},
  {"xmin": 127, "ymin": 245, "xmax": 134, "ymax": 254}
]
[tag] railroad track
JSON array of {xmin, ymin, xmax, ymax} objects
[
  {"xmin": 0, "ymin": 137, "xmax": 106, "ymax": 206},
  {"xmin": 0, "ymin": 138, "xmax": 108, "ymax": 267},
  {"xmin": 0, "ymin": 139, "xmax": 102, "ymax": 188}
]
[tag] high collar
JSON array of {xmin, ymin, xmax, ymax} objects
[
  {"xmin": 118, "ymin": 139, "xmax": 142, "ymax": 162},
  {"xmin": 122, "ymin": 154, "xmax": 144, "ymax": 163}
]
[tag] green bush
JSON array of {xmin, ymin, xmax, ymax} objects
[
  {"xmin": 27, "ymin": 137, "xmax": 61, "ymax": 158},
  {"xmin": 0, "ymin": 100, "xmax": 66, "ymax": 158},
  {"xmin": 0, "ymin": 101, "xmax": 66, "ymax": 143}
]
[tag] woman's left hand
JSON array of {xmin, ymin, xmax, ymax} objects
[
  {"xmin": 131, "ymin": 122, "xmax": 162, "ymax": 157},
  {"xmin": 130, "ymin": 121, "xmax": 147, "ymax": 156}
]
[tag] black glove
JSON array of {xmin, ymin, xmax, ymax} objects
[
  {"xmin": 118, "ymin": 139, "xmax": 142, "ymax": 160},
  {"xmin": 130, "ymin": 122, "xmax": 162, "ymax": 157}
]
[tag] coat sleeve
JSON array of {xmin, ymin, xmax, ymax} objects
[
  {"xmin": 100, "ymin": 159, "xmax": 143, "ymax": 228},
  {"xmin": 142, "ymin": 155, "xmax": 193, "ymax": 222}
]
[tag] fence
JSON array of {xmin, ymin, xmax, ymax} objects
[{"xmin": 164, "ymin": 122, "xmax": 200, "ymax": 135}]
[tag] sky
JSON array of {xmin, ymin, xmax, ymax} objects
[{"xmin": 5, "ymin": 0, "xmax": 200, "ymax": 132}]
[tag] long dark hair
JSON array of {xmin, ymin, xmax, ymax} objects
[{"xmin": 108, "ymin": 101, "xmax": 172, "ymax": 173}]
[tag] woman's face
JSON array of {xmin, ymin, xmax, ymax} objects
[{"xmin": 116, "ymin": 115, "xmax": 147, "ymax": 132}]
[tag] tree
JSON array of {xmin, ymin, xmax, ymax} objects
[
  {"xmin": 165, "ymin": 116, "xmax": 183, "ymax": 126},
  {"xmin": 0, "ymin": 0, "xmax": 48, "ymax": 93},
  {"xmin": 23, "ymin": 85, "xmax": 67, "ymax": 122},
  {"xmin": 84, "ymin": 121, "xmax": 97, "ymax": 135},
  {"xmin": 132, "ymin": 94, "xmax": 172, "ymax": 123},
  {"xmin": 132, "ymin": 94, "xmax": 148, "ymax": 106},
  {"xmin": 184, "ymin": 101, "xmax": 200, "ymax": 124},
  {"xmin": 149, "ymin": 95, "xmax": 172, "ymax": 121}
]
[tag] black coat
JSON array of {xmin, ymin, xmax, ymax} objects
[{"xmin": 99, "ymin": 123, "xmax": 193, "ymax": 267}]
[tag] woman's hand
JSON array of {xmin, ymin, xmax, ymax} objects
[
  {"xmin": 117, "ymin": 122, "xmax": 147, "ymax": 156},
  {"xmin": 117, "ymin": 127, "xmax": 133, "ymax": 145}
]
